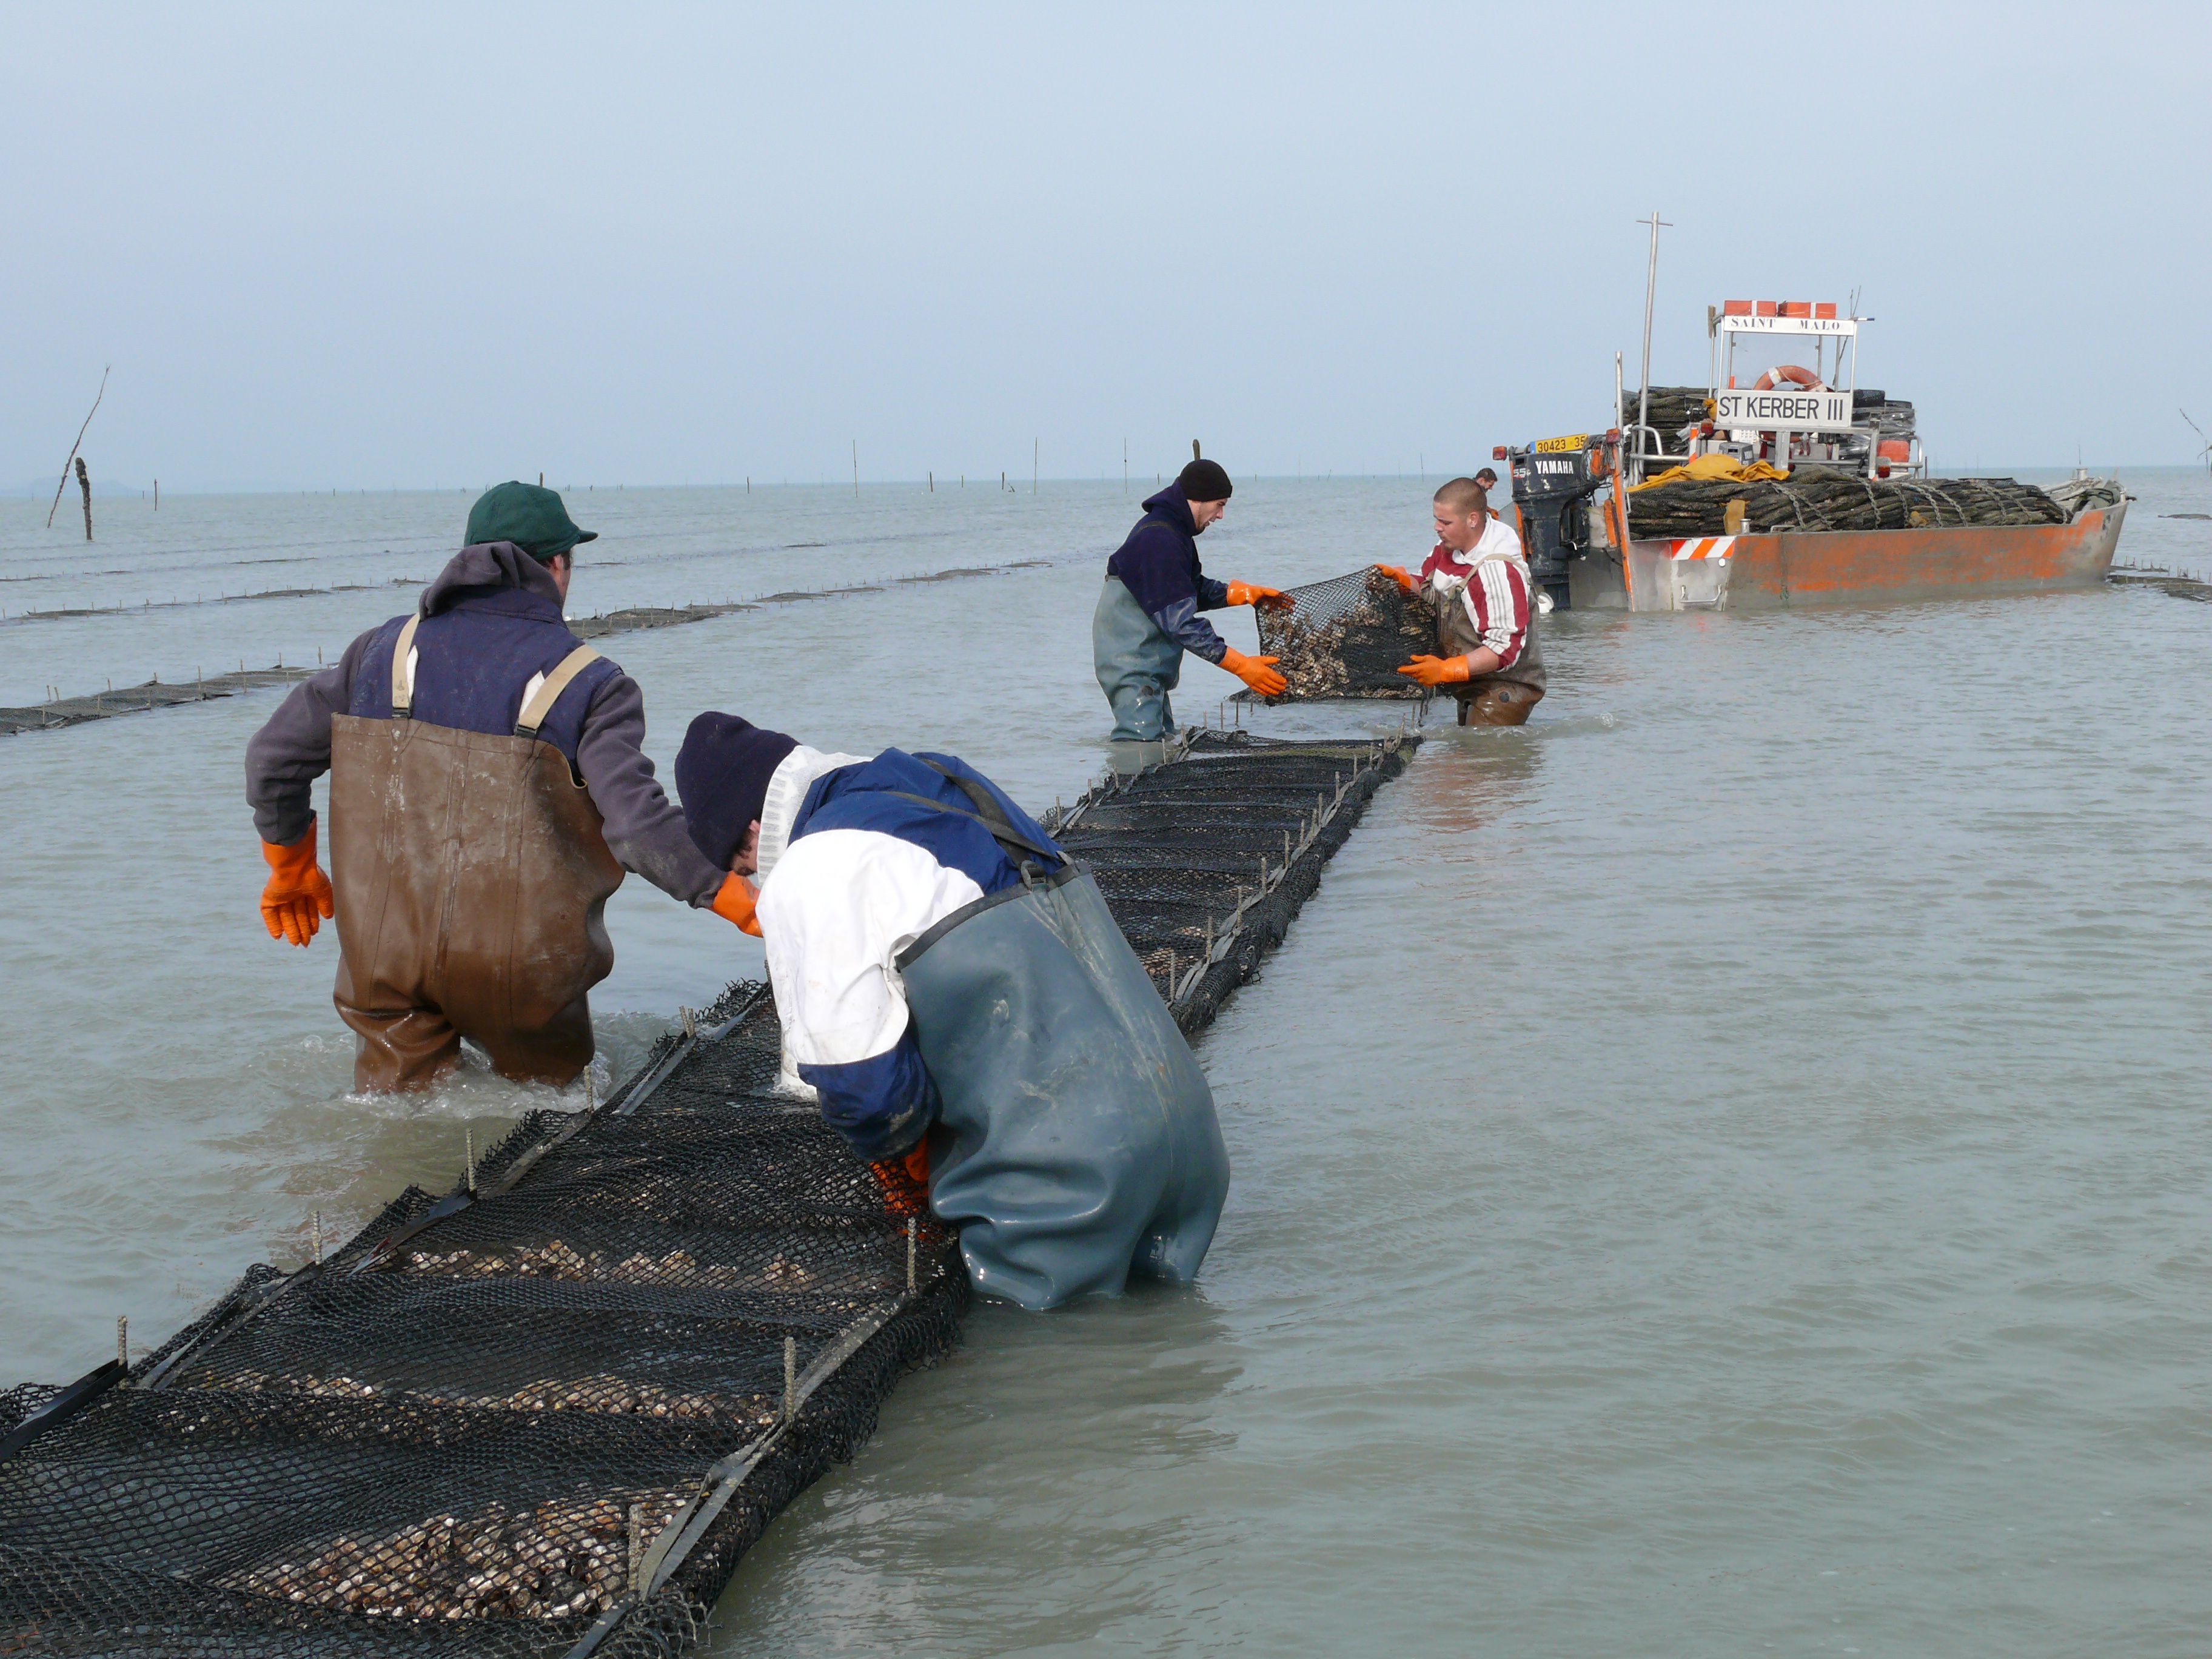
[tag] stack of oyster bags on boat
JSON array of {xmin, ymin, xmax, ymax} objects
[{"xmin": 1628, "ymin": 472, "xmax": 2070, "ymax": 538}]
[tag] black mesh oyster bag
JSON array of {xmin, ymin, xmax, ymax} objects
[{"xmin": 1252, "ymin": 566, "xmax": 1435, "ymax": 702}]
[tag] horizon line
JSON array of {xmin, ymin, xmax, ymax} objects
[{"xmin": 4, "ymin": 464, "xmax": 2187, "ymax": 501}]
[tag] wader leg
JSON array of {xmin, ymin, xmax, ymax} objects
[
  {"xmin": 335, "ymin": 968, "xmax": 463, "ymax": 1091},
  {"xmin": 463, "ymin": 992, "xmax": 597, "ymax": 1088},
  {"xmin": 1458, "ymin": 683, "xmax": 1543, "ymax": 727},
  {"xmin": 1094, "ymin": 577, "xmax": 1184, "ymax": 741},
  {"xmin": 1105, "ymin": 676, "xmax": 1174, "ymax": 742}
]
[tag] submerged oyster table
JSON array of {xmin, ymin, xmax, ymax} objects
[{"xmin": 0, "ymin": 722, "xmax": 1418, "ymax": 1657}]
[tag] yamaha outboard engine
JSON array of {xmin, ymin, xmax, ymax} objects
[{"xmin": 1498, "ymin": 437, "xmax": 1608, "ymax": 612}]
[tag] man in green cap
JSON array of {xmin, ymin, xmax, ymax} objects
[{"xmin": 244, "ymin": 482, "xmax": 752, "ymax": 1091}]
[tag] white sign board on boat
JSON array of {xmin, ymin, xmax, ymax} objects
[
  {"xmin": 1717, "ymin": 314, "xmax": 1858, "ymax": 337},
  {"xmin": 1714, "ymin": 387, "xmax": 1855, "ymax": 432}
]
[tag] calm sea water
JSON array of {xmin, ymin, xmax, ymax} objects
[{"xmin": 2, "ymin": 473, "xmax": 2208, "ymax": 1655}]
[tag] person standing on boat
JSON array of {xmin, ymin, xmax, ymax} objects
[
  {"xmin": 1093, "ymin": 457, "xmax": 1292, "ymax": 740},
  {"xmin": 244, "ymin": 481, "xmax": 754, "ymax": 1091},
  {"xmin": 1379, "ymin": 476, "xmax": 1547, "ymax": 726},
  {"xmin": 1473, "ymin": 466, "xmax": 1503, "ymax": 517},
  {"xmin": 674, "ymin": 712, "xmax": 1231, "ymax": 1310}
]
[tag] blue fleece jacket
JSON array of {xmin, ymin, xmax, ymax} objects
[{"xmin": 1104, "ymin": 484, "xmax": 1233, "ymax": 663}]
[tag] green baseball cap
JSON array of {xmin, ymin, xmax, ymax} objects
[{"xmin": 464, "ymin": 481, "xmax": 598, "ymax": 563}]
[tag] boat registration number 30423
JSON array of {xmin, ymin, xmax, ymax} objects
[{"xmin": 1532, "ymin": 434, "xmax": 1587, "ymax": 454}]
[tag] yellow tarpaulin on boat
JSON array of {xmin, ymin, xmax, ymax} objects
[{"xmin": 1630, "ymin": 455, "xmax": 1791, "ymax": 492}]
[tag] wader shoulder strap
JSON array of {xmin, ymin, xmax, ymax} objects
[
  {"xmin": 515, "ymin": 645, "xmax": 602, "ymax": 737},
  {"xmin": 390, "ymin": 614, "xmax": 423, "ymax": 717},
  {"xmin": 918, "ymin": 759, "xmax": 1063, "ymax": 862},
  {"xmin": 884, "ymin": 762, "xmax": 1062, "ymax": 866}
]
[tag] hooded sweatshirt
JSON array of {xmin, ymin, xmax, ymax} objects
[
  {"xmin": 244, "ymin": 541, "xmax": 725, "ymax": 907},
  {"xmin": 1103, "ymin": 484, "xmax": 1233, "ymax": 663}
]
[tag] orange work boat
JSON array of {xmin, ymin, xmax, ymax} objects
[
  {"xmin": 1501, "ymin": 292, "xmax": 2129, "ymax": 613},
  {"xmin": 1609, "ymin": 498, "xmax": 2127, "ymax": 612}
]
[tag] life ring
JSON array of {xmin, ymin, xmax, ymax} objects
[{"xmin": 1752, "ymin": 364, "xmax": 1825, "ymax": 391}]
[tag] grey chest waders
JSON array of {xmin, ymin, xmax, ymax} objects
[
  {"xmin": 1093, "ymin": 576, "xmax": 1187, "ymax": 741},
  {"xmin": 887, "ymin": 766, "xmax": 1230, "ymax": 1309}
]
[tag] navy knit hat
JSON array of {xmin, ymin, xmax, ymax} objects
[
  {"xmin": 1177, "ymin": 458, "xmax": 1232, "ymax": 502},
  {"xmin": 675, "ymin": 713, "xmax": 799, "ymax": 870}
]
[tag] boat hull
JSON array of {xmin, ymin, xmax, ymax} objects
[{"xmin": 1597, "ymin": 502, "xmax": 2127, "ymax": 612}]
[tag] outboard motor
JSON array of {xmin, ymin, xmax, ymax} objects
[{"xmin": 1498, "ymin": 436, "xmax": 1609, "ymax": 612}]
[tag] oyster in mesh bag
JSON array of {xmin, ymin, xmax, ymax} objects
[
  {"xmin": 1256, "ymin": 567, "xmax": 1435, "ymax": 702},
  {"xmin": 223, "ymin": 1489, "xmax": 685, "ymax": 1620}
]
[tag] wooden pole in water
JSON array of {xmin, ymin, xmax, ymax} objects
[
  {"xmin": 153, "ymin": 478, "xmax": 159, "ymax": 510},
  {"xmin": 46, "ymin": 367, "xmax": 109, "ymax": 529},
  {"xmin": 75, "ymin": 458, "xmax": 93, "ymax": 541}
]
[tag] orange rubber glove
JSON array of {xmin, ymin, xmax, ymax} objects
[
  {"xmin": 870, "ymin": 1141, "xmax": 931, "ymax": 1216},
  {"xmin": 1225, "ymin": 580, "xmax": 1290, "ymax": 611},
  {"xmin": 711, "ymin": 871, "xmax": 763, "ymax": 937},
  {"xmin": 1397, "ymin": 654, "xmax": 1473, "ymax": 688},
  {"xmin": 260, "ymin": 820, "xmax": 334, "ymax": 947},
  {"xmin": 1219, "ymin": 645, "xmax": 1288, "ymax": 699},
  {"xmin": 1374, "ymin": 563, "xmax": 1419, "ymax": 594}
]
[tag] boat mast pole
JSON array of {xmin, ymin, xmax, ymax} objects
[
  {"xmin": 1635, "ymin": 210, "xmax": 1670, "ymax": 483},
  {"xmin": 1705, "ymin": 306, "xmax": 1718, "ymax": 458}
]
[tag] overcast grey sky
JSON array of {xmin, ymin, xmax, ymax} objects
[{"xmin": 5, "ymin": 2, "xmax": 2207, "ymax": 491}]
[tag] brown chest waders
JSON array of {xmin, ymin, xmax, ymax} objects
[
  {"xmin": 327, "ymin": 615, "xmax": 623, "ymax": 1091},
  {"xmin": 1433, "ymin": 561, "xmax": 1548, "ymax": 726}
]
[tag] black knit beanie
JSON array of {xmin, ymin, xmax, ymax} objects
[
  {"xmin": 1177, "ymin": 458, "xmax": 1233, "ymax": 502},
  {"xmin": 675, "ymin": 712, "xmax": 799, "ymax": 870}
]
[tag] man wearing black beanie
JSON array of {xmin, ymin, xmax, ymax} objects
[
  {"xmin": 672, "ymin": 713, "xmax": 801, "ymax": 902},
  {"xmin": 1093, "ymin": 456, "xmax": 1292, "ymax": 740},
  {"xmin": 674, "ymin": 717, "xmax": 1230, "ymax": 1310}
]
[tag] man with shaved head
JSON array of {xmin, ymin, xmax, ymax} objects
[{"xmin": 1378, "ymin": 477, "xmax": 1547, "ymax": 726}]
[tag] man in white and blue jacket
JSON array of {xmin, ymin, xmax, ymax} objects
[
  {"xmin": 677, "ymin": 714, "xmax": 1232, "ymax": 1310},
  {"xmin": 1092, "ymin": 457, "xmax": 1292, "ymax": 740}
]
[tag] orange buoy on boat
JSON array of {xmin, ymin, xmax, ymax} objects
[{"xmin": 1752, "ymin": 364, "xmax": 1825, "ymax": 391}]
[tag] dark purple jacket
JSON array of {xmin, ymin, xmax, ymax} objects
[
  {"xmin": 245, "ymin": 542, "xmax": 724, "ymax": 908},
  {"xmin": 1104, "ymin": 484, "xmax": 1233, "ymax": 663}
]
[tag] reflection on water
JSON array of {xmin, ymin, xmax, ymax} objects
[
  {"xmin": 2, "ymin": 474, "xmax": 2209, "ymax": 1656},
  {"xmin": 717, "ymin": 1291, "xmax": 1244, "ymax": 1651}
]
